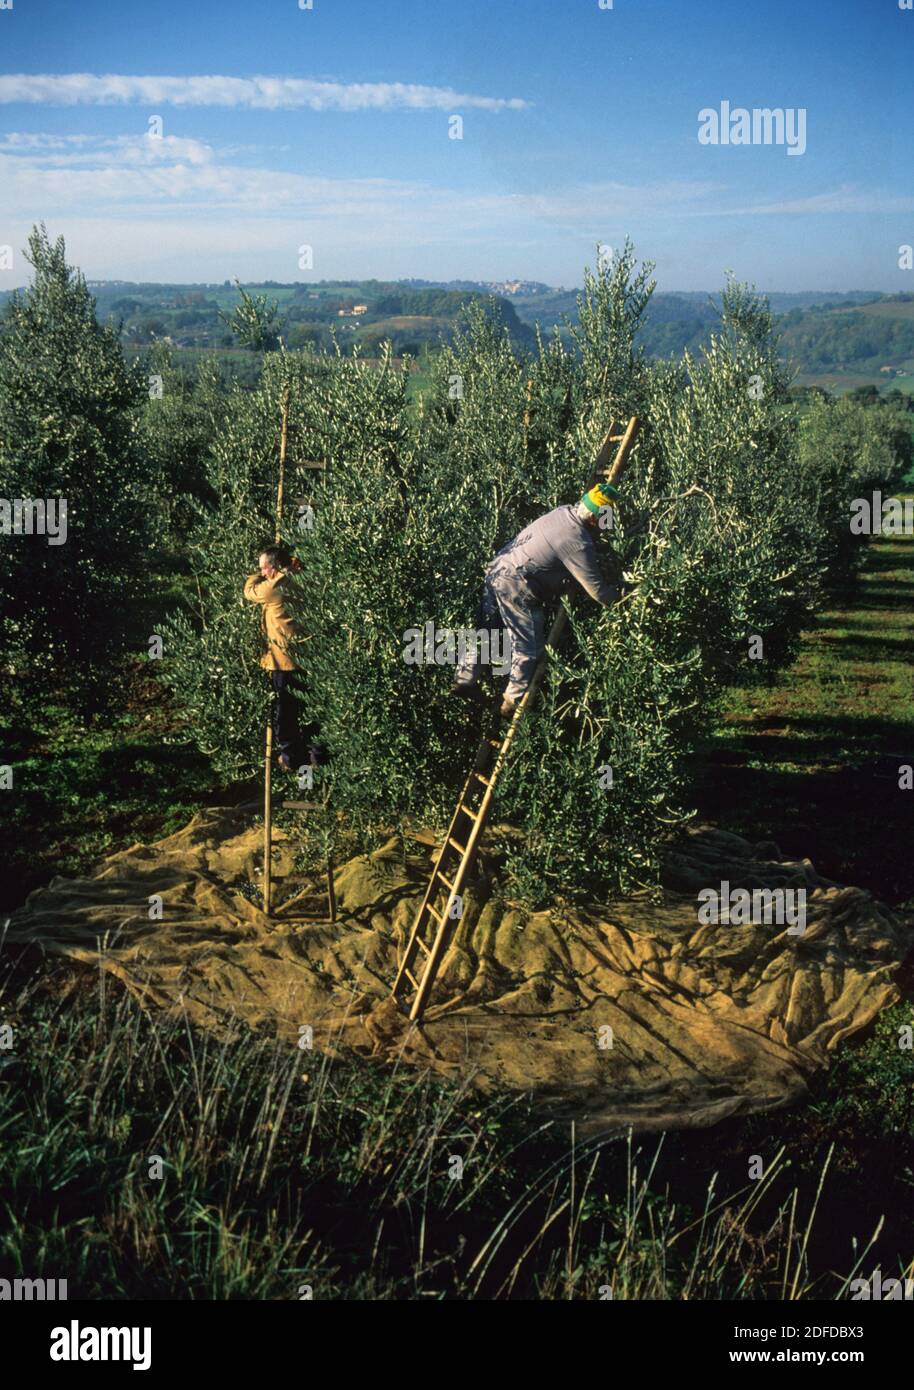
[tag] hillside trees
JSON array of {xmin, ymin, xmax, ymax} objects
[{"xmin": 779, "ymin": 308, "xmax": 914, "ymax": 371}]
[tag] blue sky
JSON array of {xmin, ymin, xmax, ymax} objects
[{"xmin": 0, "ymin": 0, "xmax": 911, "ymax": 290}]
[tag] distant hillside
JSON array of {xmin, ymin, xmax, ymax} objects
[
  {"xmin": 777, "ymin": 294, "xmax": 914, "ymax": 393},
  {"xmin": 1, "ymin": 276, "xmax": 910, "ymax": 394},
  {"xmin": 503, "ymin": 286, "xmax": 888, "ymax": 360},
  {"xmin": 0, "ymin": 278, "xmax": 537, "ymax": 357}
]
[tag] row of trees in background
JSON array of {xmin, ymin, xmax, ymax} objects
[{"xmin": 1, "ymin": 227, "xmax": 911, "ymax": 901}]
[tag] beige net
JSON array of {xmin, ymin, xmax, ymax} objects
[{"xmin": 6, "ymin": 807, "xmax": 912, "ymax": 1134}]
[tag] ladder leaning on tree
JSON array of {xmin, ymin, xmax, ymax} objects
[{"xmin": 391, "ymin": 416, "xmax": 640, "ymax": 1023}]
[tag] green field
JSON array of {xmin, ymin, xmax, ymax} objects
[
  {"xmin": 835, "ymin": 297, "xmax": 914, "ymax": 321},
  {"xmin": 796, "ymin": 366, "xmax": 914, "ymax": 393}
]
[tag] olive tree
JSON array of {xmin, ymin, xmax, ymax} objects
[{"xmin": 0, "ymin": 226, "xmax": 152, "ymax": 687}]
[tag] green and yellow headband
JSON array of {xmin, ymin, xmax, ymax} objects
[{"xmin": 580, "ymin": 481, "xmax": 621, "ymax": 514}]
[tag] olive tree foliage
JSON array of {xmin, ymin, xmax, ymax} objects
[
  {"xmin": 568, "ymin": 244, "xmax": 656, "ymax": 434},
  {"xmin": 137, "ymin": 342, "xmax": 226, "ymax": 556},
  {"xmin": 220, "ymin": 282, "xmax": 283, "ymax": 352},
  {"xmin": 797, "ymin": 393, "xmax": 909, "ymax": 588},
  {"xmin": 159, "ymin": 343, "xmax": 431, "ymax": 797},
  {"xmin": 284, "ymin": 342, "xmax": 463, "ymax": 831},
  {"xmin": 494, "ymin": 276, "xmax": 824, "ymax": 900},
  {"xmin": 159, "ymin": 352, "xmax": 306, "ymax": 779},
  {"xmin": 0, "ymin": 226, "xmax": 152, "ymax": 682},
  {"xmin": 645, "ymin": 280, "xmax": 822, "ymax": 677},
  {"xmin": 161, "ymin": 248, "xmax": 906, "ymax": 903}
]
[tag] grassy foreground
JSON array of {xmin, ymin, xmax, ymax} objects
[
  {"xmin": 1, "ymin": 946, "xmax": 911, "ymax": 1300},
  {"xmin": 1, "ymin": 533, "xmax": 913, "ymax": 1299},
  {"xmin": 695, "ymin": 513, "xmax": 914, "ymax": 904}
]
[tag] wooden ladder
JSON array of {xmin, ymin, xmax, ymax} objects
[{"xmin": 391, "ymin": 416, "xmax": 640, "ymax": 1022}]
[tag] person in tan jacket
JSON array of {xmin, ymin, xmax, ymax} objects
[{"xmin": 244, "ymin": 543, "xmax": 326, "ymax": 772}]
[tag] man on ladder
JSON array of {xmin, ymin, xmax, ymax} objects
[{"xmin": 451, "ymin": 479, "xmax": 622, "ymax": 717}]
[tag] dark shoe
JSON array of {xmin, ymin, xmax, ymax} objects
[
  {"xmin": 450, "ymin": 679, "xmax": 483, "ymax": 699},
  {"xmin": 500, "ymin": 698, "xmax": 520, "ymax": 719},
  {"xmin": 307, "ymin": 743, "xmax": 330, "ymax": 767}
]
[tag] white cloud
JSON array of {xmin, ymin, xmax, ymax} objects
[
  {"xmin": 0, "ymin": 132, "xmax": 97, "ymax": 149},
  {"xmin": 3, "ymin": 125, "xmax": 900, "ymax": 286},
  {"xmin": 0, "ymin": 131, "xmax": 727, "ymax": 282},
  {"xmin": 0, "ymin": 134, "xmax": 724, "ymax": 227},
  {"xmin": 6, "ymin": 130, "xmax": 901, "ymax": 237},
  {"xmin": 0, "ymin": 143, "xmax": 433, "ymax": 221},
  {"xmin": 0, "ymin": 132, "xmax": 215, "ymax": 167},
  {"xmin": 0, "ymin": 72, "xmax": 528, "ymax": 112},
  {"xmin": 520, "ymin": 180, "xmax": 724, "ymax": 221},
  {"xmin": 720, "ymin": 184, "xmax": 914, "ymax": 216},
  {"xmin": 0, "ymin": 211, "xmax": 511, "ymax": 285}
]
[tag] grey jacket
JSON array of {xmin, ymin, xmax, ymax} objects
[{"xmin": 490, "ymin": 505, "xmax": 615, "ymax": 605}]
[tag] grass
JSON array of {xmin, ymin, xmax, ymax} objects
[
  {"xmin": 2, "ymin": 947, "xmax": 910, "ymax": 1299},
  {"xmin": 692, "ymin": 521, "xmax": 914, "ymax": 903},
  {"xmin": 843, "ymin": 299, "xmax": 914, "ymax": 321},
  {"xmin": 795, "ymin": 368, "xmax": 913, "ymax": 394}
]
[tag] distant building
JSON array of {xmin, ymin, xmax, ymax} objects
[{"xmin": 475, "ymin": 279, "xmax": 551, "ymax": 297}]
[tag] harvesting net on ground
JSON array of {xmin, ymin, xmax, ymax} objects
[{"xmin": 7, "ymin": 806, "xmax": 912, "ymax": 1134}]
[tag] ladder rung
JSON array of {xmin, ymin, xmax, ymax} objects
[
  {"xmin": 609, "ymin": 433, "xmax": 624, "ymax": 441},
  {"xmin": 402, "ymin": 966, "xmax": 419, "ymax": 989},
  {"xmin": 447, "ymin": 837, "xmax": 467, "ymax": 855},
  {"xmin": 427, "ymin": 905, "xmax": 445, "ymax": 926},
  {"xmin": 458, "ymin": 804, "xmax": 479, "ymax": 821},
  {"xmin": 436, "ymin": 869, "xmax": 456, "ymax": 893},
  {"xmin": 412, "ymin": 934, "xmax": 431, "ymax": 955},
  {"xmin": 486, "ymin": 738, "xmax": 502, "ymax": 748},
  {"xmin": 473, "ymin": 772, "xmax": 491, "ymax": 787}
]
